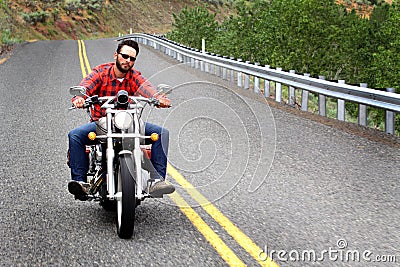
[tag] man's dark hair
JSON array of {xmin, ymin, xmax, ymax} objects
[{"xmin": 117, "ymin": 39, "xmax": 139, "ymax": 56}]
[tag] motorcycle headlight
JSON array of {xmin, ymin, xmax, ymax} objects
[{"xmin": 113, "ymin": 111, "xmax": 133, "ymax": 130}]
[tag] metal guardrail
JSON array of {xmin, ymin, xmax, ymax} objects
[{"xmin": 119, "ymin": 33, "xmax": 400, "ymax": 135}]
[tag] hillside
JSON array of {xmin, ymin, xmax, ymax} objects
[{"xmin": 0, "ymin": 0, "xmax": 232, "ymax": 52}]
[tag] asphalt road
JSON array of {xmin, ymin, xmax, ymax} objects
[{"xmin": 0, "ymin": 38, "xmax": 399, "ymax": 266}]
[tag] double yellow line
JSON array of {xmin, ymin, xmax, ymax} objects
[
  {"xmin": 168, "ymin": 164, "xmax": 278, "ymax": 267},
  {"xmin": 78, "ymin": 40, "xmax": 91, "ymax": 77},
  {"xmin": 77, "ymin": 40, "xmax": 278, "ymax": 267}
]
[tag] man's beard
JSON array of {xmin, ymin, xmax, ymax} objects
[{"xmin": 116, "ymin": 59, "xmax": 131, "ymax": 73}]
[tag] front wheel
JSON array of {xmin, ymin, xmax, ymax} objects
[{"xmin": 115, "ymin": 154, "xmax": 136, "ymax": 239}]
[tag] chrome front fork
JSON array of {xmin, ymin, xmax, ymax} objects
[{"xmin": 106, "ymin": 111, "xmax": 115, "ymax": 199}]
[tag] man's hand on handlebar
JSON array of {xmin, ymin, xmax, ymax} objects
[
  {"xmin": 157, "ymin": 97, "xmax": 171, "ymax": 108},
  {"xmin": 73, "ymin": 97, "xmax": 85, "ymax": 108}
]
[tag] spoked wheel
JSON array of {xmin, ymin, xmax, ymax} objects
[{"xmin": 115, "ymin": 154, "xmax": 136, "ymax": 239}]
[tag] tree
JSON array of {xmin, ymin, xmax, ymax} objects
[
  {"xmin": 168, "ymin": 6, "xmax": 218, "ymax": 50},
  {"xmin": 368, "ymin": 2, "xmax": 400, "ymax": 92}
]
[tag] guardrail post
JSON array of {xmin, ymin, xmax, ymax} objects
[
  {"xmin": 301, "ymin": 73, "xmax": 310, "ymax": 111},
  {"xmin": 337, "ymin": 80, "xmax": 346, "ymax": 121},
  {"xmin": 275, "ymin": 68, "xmax": 282, "ymax": 102},
  {"xmin": 237, "ymin": 59, "xmax": 243, "ymax": 88},
  {"xmin": 264, "ymin": 65, "xmax": 271, "ymax": 98},
  {"xmin": 185, "ymin": 55, "xmax": 189, "ymax": 65},
  {"xmin": 191, "ymin": 57, "xmax": 195, "ymax": 68},
  {"xmin": 318, "ymin": 76, "xmax": 326, "ymax": 116},
  {"xmin": 222, "ymin": 57, "xmax": 228, "ymax": 80},
  {"xmin": 168, "ymin": 47, "xmax": 172, "ymax": 56},
  {"xmin": 358, "ymin": 83, "xmax": 368, "ymax": 126},
  {"xmin": 385, "ymin": 88, "xmax": 395, "ymax": 135},
  {"xmin": 254, "ymin": 63, "xmax": 260, "ymax": 94},
  {"xmin": 216, "ymin": 55, "xmax": 221, "ymax": 77},
  {"xmin": 244, "ymin": 61, "xmax": 250, "ymax": 90},
  {"xmin": 210, "ymin": 55, "xmax": 215, "ymax": 75},
  {"xmin": 230, "ymin": 57, "xmax": 235, "ymax": 83},
  {"xmin": 288, "ymin": 70, "xmax": 296, "ymax": 106}
]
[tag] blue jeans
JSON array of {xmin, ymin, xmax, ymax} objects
[{"xmin": 68, "ymin": 122, "xmax": 169, "ymax": 182}]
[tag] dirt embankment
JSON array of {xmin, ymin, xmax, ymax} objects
[{"xmin": 2, "ymin": 0, "xmax": 232, "ymax": 43}]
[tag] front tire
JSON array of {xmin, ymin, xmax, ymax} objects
[{"xmin": 115, "ymin": 154, "xmax": 136, "ymax": 239}]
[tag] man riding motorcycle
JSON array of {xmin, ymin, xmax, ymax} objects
[{"xmin": 68, "ymin": 39, "xmax": 175, "ymax": 199}]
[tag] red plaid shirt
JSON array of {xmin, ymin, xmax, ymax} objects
[{"xmin": 74, "ymin": 62, "xmax": 158, "ymax": 121}]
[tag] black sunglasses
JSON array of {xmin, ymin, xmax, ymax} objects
[{"xmin": 118, "ymin": 53, "xmax": 136, "ymax": 61}]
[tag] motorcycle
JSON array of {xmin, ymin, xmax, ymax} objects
[{"xmin": 68, "ymin": 84, "xmax": 171, "ymax": 239}]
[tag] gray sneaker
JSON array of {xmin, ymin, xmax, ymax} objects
[
  {"xmin": 68, "ymin": 181, "xmax": 90, "ymax": 201},
  {"xmin": 148, "ymin": 180, "xmax": 175, "ymax": 198}
]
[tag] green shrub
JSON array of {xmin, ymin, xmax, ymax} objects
[
  {"xmin": 1, "ymin": 29, "xmax": 21, "ymax": 45},
  {"xmin": 63, "ymin": 0, "xmax": 83, "ymax": 15},
  {"xmin": 21, "ymin": 10, "xmax": 49, "ymax": 25},
  {"xmin": 88, "ymin": 3, "xmax": 101, "ymax": 11}
]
